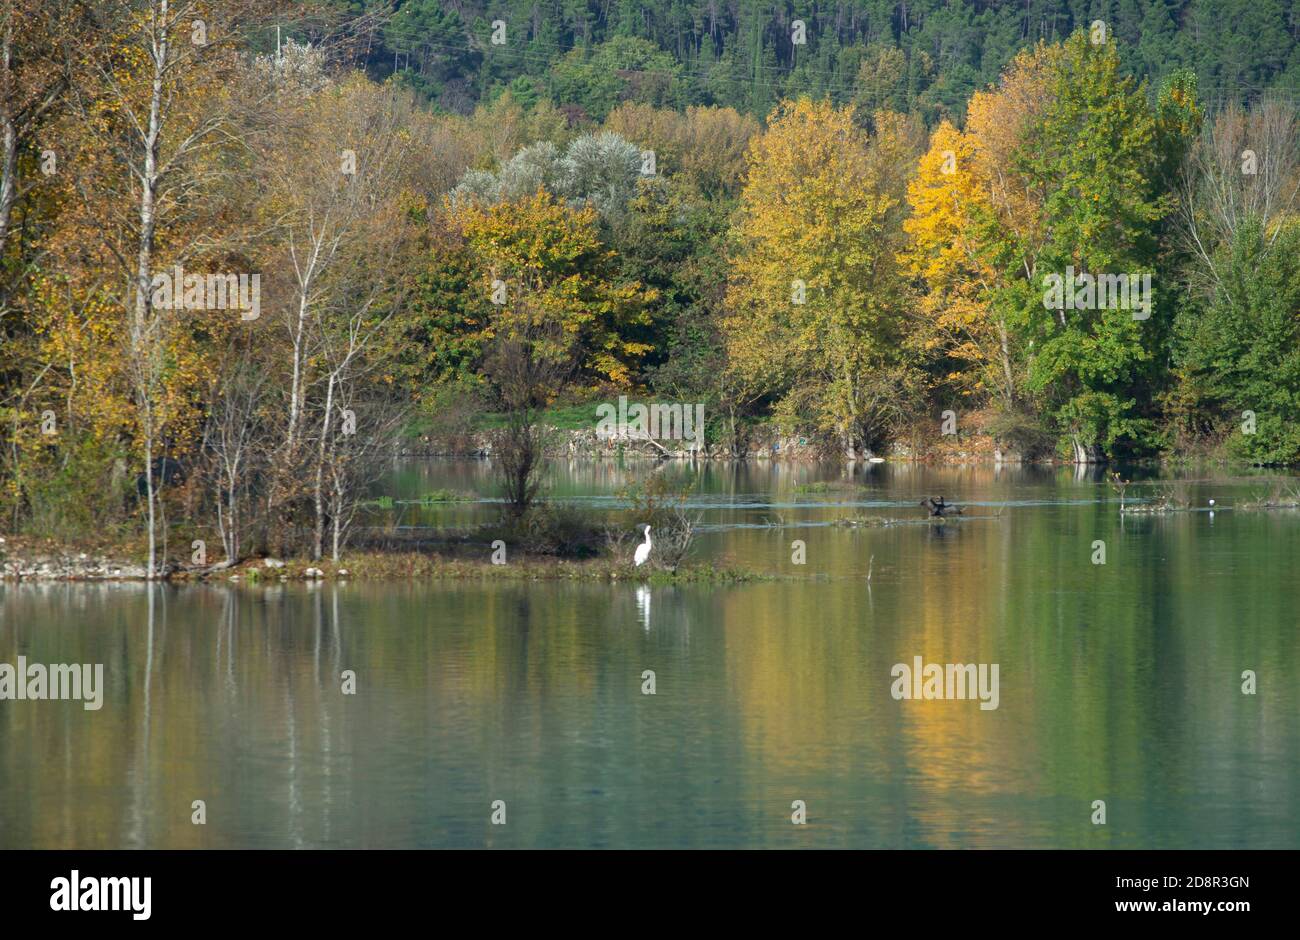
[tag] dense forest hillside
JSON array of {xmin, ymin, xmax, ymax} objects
[{"xmin": 345, "ymin": 1, "xmax": 1300, "ymax": 118}]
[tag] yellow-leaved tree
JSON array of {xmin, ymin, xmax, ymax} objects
[
  {"xmin": 450, "ymin": 188, "xmax": 654, "ymax": 391},
  {"xmin": 450, "ymin": 188, "xmax": 655, "ymax": 516},
  {"xmin": 723, "ymin": 99, "xmax": 916, "ymax": 458},
  {"xmin": 900, "ymin": 45, "xmax": 1059, "ymax": 449},
  {"xmin": 902, "ymin": 120, "xmax": 1013, "ymax": 404}
]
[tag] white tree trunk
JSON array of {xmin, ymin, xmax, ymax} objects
[
  {"xmin": 0, "ymin": 16, "xmax": 17, "ymax": 255},
  {"xmin": 312, "ymin": 373, "xmax": 336, "ymax": 561},
  {"xmin": 133, "ymin": 2, "xmax": 169, "ymax": 578}
]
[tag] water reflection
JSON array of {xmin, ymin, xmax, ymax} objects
[
  {"xmin": 635, "ymin": 585, "xmax": 651, "ymax": 632},
  {"xmin": 1, "ymin": 461, "xmax": 1298, "ymax": 848}
]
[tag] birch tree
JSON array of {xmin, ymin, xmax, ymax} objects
[{"xmin": 60, "ymin": 0, "xmax": 280, "ymax": 575}]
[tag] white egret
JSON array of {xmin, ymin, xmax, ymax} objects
[{"xmin": 633, "ymin": 525, "xmax": 652, "ymax": 566}]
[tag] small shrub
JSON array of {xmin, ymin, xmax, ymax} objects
[{"xmin": 614, "ymin": 473, "xmax": 701, "ymax": 572}]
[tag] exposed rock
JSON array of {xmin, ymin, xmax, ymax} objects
[{"xmin": 0, "ymin": 550, "xmax": 149, "ymax": 581}]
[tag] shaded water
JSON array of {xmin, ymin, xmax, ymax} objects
[{"xmin": 2, "ymin": 460, "xmax": 1298, "ymax": 848}]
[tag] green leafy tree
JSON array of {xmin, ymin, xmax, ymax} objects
[
  {"xmin": 1174, "ymin": 218, "xmax": 1300, "ymax": 464},
  {"xmin": 547, "ymin": 36, "xmax": 685, "ymax": 120},
  {"xmin": 1016, "ymin": 32, "xmax": 1182, "ymax": 460}
]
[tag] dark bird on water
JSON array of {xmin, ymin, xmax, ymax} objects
[{"xmin": 920, "ymin": 496, "xmax": 963, "ymax": 518}]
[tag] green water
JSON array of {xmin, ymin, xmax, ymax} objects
[{"xmin": 2, "ymin": 461, "xmax": 1298, "ymax": 848}]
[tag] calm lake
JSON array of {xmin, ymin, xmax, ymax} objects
[{"xmin": 2, "ymin": 460, "xmax": 1298, "ymax": 848}]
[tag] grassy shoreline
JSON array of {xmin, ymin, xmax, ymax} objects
[
  {"xmin": 203, "ymin": 554, "xmax": 771, "ymax": 585},
  {"xmin": 0, "ymin": 537, "xmax": 770, "ymax": 585}
]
